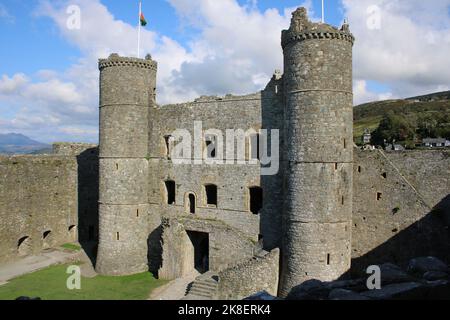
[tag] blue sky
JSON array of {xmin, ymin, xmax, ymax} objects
[
  {"xmin": 0, "ymin": 0, "xmax": 449, "ymax": 143},
  {"xmin": 0, "ymin": 0, "xmax": 343, "ymax": 75}
]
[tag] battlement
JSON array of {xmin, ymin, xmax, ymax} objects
[
  {"xmin": 52, "ymin": 143, "xmax": 98, "ymax": 157},
  {"xmin": 98, "ymin": 53, "xmax": 157, "ymax": 71},
  {"xmin": 281, "ymin": 7, "xmax": 354, "ymax": 48}
]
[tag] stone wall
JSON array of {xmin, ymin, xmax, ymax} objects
[
  {"xmin": 280, "ymin": 8, "xmax": 354, "ymax": 296},
  {"xmin": 96, "ymin": 54, "xmax": 157, "ymax": 276},
  {"xmin": 53, "ymin": 143, "xmax": 99, "ymax": 244},
  {"xmin": 0, "ymin": 155, "xmax": 78, "ymax": 263},
  {"xmin": 352, "ymin": 149, "xmax": 450, "ymax": 274},
  {"xmin": 158, "ymin": 217, "xmax": 257, "ymax": 280},
  {"xmin": 218, "ymin": 249, "xmax": 280, "ymax": 300},
  {"xmin": 148, "ymin": 84, "xmax": 285, "ymax": 276}
]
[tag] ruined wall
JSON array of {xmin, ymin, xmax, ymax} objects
[
  {"xmin": 351, "ymin": 149, "xmax": 450, "ymax": 274},
  {"xmin": 148, "ymin": 84, "xmax": 285, "ymax": 273},
  {"xmin": 158, "ymin": 217, "xmax": 257, "ymax": 280},
  {"xmin": 53, "ymin": 143, "xmax": 99, "ymax": 244},
  {"xmin": 0, "ymin": 155, "xmax": 78, "ymax": 263},
  {"xmin": 218, "ymin": 249, "xmax": 280, "ymax": 300}
]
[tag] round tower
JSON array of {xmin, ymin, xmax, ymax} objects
[
  {"xmin": 279, "ymin": 8, "xmax": 355, "ymax": 296},
  {"xmin": 96, "ymin": 54, "xmax": 157, "ymax": 275}
]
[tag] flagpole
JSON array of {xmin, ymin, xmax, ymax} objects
[
  {"xmin": 138, "ymin": 0, "xmax": 142, "ymax": 58},
  {"xmin": 321, "ymin": 0, "xmax": 325, "ymax": 23}
]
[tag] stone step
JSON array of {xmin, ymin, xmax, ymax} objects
[
  {"xmin": 192, "ymin": 282, "xmax": 218, "ymax": 290},
  {"xmin": 190, "ymin": 288, "xmax": 215, "ymax": 296},
  {"xmin": 190, "ymin": 285, "xmax": 215, "ymax": 295},
  {"xmin": 182, "ymin": 294, "xmax": 211, "ymax": 301},
  {"xmin": 198, "ymin": 277, "xmax": 219, "ymax": 285},
  {"xmin": 185, "ymin": 272, "xmax": 219, "ymax": 300},
  {"xmin": 188, "ymin": 288, "xmax": 213, "ymax": 298}
]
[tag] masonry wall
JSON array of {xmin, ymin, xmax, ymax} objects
[
  {"xmin": 351, "ymin": 149, "xmax": 450, "ymax": 274},
  {"xmin": 148, "ymin": 85, "xmax": 285, "ymax": 274},
  {"xmin": 158, "ymin": 217, "xmax": 257, "ymax": 280},
  {"xmin": 279, "ymin": 8, "xmax": 354, "ymax": 296},
  {"xmin": 217, "ymin": 248, "xmax": 280, "ymax": 300},
  {"xmin": 96, "ymin": 54, "xmax": 157, "ymax": 276},
  {"xmin": 0, "ymin": 155, "xmax": 78, "ymax": 263},
  {"xmin": 53, "ymin": 143, "xmax": 99, "ymax": 244}
]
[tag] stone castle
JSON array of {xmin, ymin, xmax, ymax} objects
[{"xmin": 1, "ymin": 8, "xmax": 449, "ymax": 299}]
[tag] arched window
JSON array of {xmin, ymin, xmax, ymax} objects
[
  {"xmin": 187, "ymin": 193, "xmax": 196, "ymax": 214},
  {"xmin": 42, "ymin": 230, "xmax": 52, "ymax": 249},
  {"xmin": 204, "ymin": 184, "xmax": 218, "ymax": 206},
  {"xmin": 18, "ymin": 236, "xmax": 31, "ymax": 256},
  {"xmin": 205, "ymin": 135, "xmax": 217, "ymax": 159},
  {"xmin": 249, "ymin": 187, "xmax": 263, "ymax": 215},
  {"xmin": 164, "ymin": 135, "xmax": 174, "ymax": 159},
  {"xmin": 250, "ymin": 133, "xmax": 261, "ymax": 160},
  {"xmin": 68, "ymin": 225, "xmax": 76, "ymax": 241},
  {"xmin": 165, "ymin": 180, "xmax": 176, "ymax": 205}
]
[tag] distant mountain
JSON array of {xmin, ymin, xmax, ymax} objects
[
  {"xmin": 406, "ymin": 90, "xmax": 450, "ymax": 102},
  {"xmin": 0, "ymin": 133, "xmax": 51, "ymax": 155}
]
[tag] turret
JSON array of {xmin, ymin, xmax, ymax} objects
[
  {"xmin": 279, "ymin": 8, "xmax": 355, "ymax": 296},
  {"xmin": 96, "ymin": 54, "xmax": 157, "ymax": 275}
]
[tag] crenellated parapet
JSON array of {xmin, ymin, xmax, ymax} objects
[
  {"xmin": 281, "ymin": 7, "xmax": 354, "ymax": 49},
  {"xmin": 99, "ymin": 53, "xmax": 157, "ymax": 71},
  {"xmin": 282, "ymin": 30, "xmax": 355, "ymax": 48}
]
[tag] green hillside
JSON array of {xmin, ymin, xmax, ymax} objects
[{"xmin": 353, "ymin": 91, "xmax": 450, "ymax": 147}]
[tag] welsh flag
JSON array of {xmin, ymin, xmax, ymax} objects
[{"xmin": 140, "ymin": 13, "xmax": 147, "ymax": 27}]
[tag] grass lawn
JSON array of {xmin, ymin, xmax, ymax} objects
[
  {"xmin": 61, "ymin": 243, "xmax": 82, "ymax": 251},
  {"xmin": 0, "ymin": 264, "xmax": 167, "ymax": 300},
  {"xmin": 354, "ymin": 116, "xmax": 383, "ymax": 142}
]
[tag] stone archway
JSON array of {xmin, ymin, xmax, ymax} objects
[{"xmin": 18, "ymin": 236, "xmax": 31, "ymax": 257}]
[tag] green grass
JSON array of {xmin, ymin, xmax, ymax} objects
[
  {"xmin": 0, "ymin": 264, "xmax": 167, "ymax": 300},
  {"xmin": 354, "ymin": 115, "xmax": 383, "ymax": 142},
  {"xmin": 61, "ymin": 243, "xmax": 82, "ymax": 252}
]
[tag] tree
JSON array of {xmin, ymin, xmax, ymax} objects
[{"xmin": 371, "ymin": 113, "xmax": 415, "ymax": 146}]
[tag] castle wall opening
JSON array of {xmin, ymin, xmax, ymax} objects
[
  {"xmin": 205, "ymin": 184, "xmax": 218, "ymax": 207},
  {"xmin": 250, "ymin": 133, "xmax": 261, "ymax": 160},
  {"xmin": 68, "ymin": 225, "xmax": 77, "ymax": 241},
  {"xmin": 205, "ymin": 135, "xmax": 217, "ymax": 159},
  {"xmin": 17, "ymin": 236, "xmax": 31, "ymax": 257},
  {"xmin": 165, "ymin": 180, "xmax": 176, "ymax": 205},
  {"xmin": 188, "ymin": 193, "xmax": 196, "ymax": 214},
  {"xmin": 42, "ymin": 230, "xmax": 52, "ymax": 249},
  {"xmin": 187, "ymin": 231, "xmax": 209, "ymax": 274},
  {"xmin": 249, "ymin": 187, "xmax": 263, "ymax": 215}
]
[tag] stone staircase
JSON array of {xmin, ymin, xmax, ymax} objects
[{"xmin": 183, "ymin": 271, "xmax": 219, "ymax": 300}]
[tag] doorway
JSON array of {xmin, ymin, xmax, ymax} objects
[
  {"xmin": 187, "ymin": 231, "xmax": 209, "ymax": 274},
  {"xmin": 249, "ymin": 186, "xmax": 263, "ymax": 215}
]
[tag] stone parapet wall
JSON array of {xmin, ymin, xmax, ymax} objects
[{"xmin": 218, "ymin": 249, "xmax": 280, "ymax": 300}]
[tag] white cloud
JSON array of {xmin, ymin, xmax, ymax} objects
[
  {"xmin": 343, "ymin": 0, "xmax": 450, "ymax": 98},
  {"xmin": 2, "ymin": 0, "xmax": 449, "ymax": 143},
  {"xmin": 25, "ymin": 80, "xmax": 82, "ymax": 105},
  {"xmin": 163, "ymin": 0, "xmax": 314, "ymax": 101},
  {"xmin": 353, "ymin": 80, "xmax": 394, "ymax": 105},
  {"xmin": 1, "ymin": 0, "xmax": 303, "ymax": 142},
  {"xmin": 0, "ymin": 74, "xmax": 29, "ymax": 95}
]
